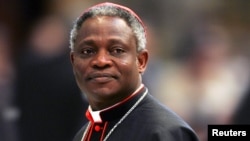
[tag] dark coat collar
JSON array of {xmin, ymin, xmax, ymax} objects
[{"xmin": 86, "ymin": 85, "xmax": 147, "ymax": 123}]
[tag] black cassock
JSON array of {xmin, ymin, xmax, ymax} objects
[{"xmin": 73, "ymin": 86, "xmax": 199, "ymax": 141}]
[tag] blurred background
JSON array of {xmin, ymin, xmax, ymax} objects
[{"xmin": 0, "ymin": 0, "xmax": 250, "ymax": 141}]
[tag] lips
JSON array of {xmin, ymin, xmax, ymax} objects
[{"xmin": 86, "ymin": 72, "xmax": 117, "ymax": 83}]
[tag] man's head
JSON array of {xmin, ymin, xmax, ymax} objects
[
  {"xmin": 70, "ymin": 2, "xmax": 146, "ymax": 52},
  {"xmin": 69, "ymin": 2, "xmax": 148, "ymax": 110}
]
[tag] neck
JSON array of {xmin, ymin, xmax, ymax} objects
[{"xmin": 90, "ymin": 84, "xmax": 144, "ymax": 111}]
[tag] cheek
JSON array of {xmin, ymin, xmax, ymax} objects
[
  {"xmin": 119, "ymin": 59, "xmax": 130, "ymax": 66},
  {"xmin": 73, "ymin": 59, "xmax": 87, "ymax": 77},
  {"xmin": 118, "ymin": 57, "xmax": 139, "ymax": 75}
]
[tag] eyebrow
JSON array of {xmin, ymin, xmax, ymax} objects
[
  {"xmin": 80, "ymin": 39, "xmax": 96, "ymax": 47},
  {"xmin": 78, "ymin": 37, "xmax": 126, "ymax": 47}
]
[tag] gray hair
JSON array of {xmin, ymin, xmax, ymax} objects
[{"xmin": 69, "ymin": 2, "xmax": 147, "ymax": 52}]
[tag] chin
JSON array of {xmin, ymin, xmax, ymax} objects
[{"xmin": 91, "ymin": 87, "xmax": 118, "ymax": 98}]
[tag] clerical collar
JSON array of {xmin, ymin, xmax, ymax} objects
[{"xmin": 86, "ymin": 84, "xmax": 146, "ymax": 123}]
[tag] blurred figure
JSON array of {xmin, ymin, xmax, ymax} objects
[
  {"xmin": 0, "ymin": 24, "xmax": 19, "ymax": 141},
  {"xmin": 232, "ymin": 83, "xmax": 250, "ymax": 124},
  {"xmin": 231, "ymin": 36, "xmax": 250, "ymax": 125},
  {"xmin": 142, "ymin": 24, "xmax": 167, "ymax": 96},
  {"xmin": 155, "ymin": 22, "xmax": 248, "ymax": 141},
  {"xmin": 15, "ymin": 15, "xmax": 88, "ymax": 141}
]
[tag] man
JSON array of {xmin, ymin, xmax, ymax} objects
[
  {"xmin": 70, "ymin": 2, "xmax": 199, "ymax": 141},
  {"xmin": 0, "ymin": 25, "xmax": 19, "ymax": 141}
]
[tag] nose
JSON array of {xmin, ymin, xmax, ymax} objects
[{"xmin": 91, "ymin": 50, "xmax": 112, "ymax": 69}]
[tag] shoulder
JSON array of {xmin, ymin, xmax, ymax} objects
[
  {"xmin": 72, "ymin": 123, "xmax": 88, "ymax": 141},
  {"xmin": 135, "ymin": 93, "xmax": 185, "ymax": 122},
  {"xmin": 130, "ymin": 94, "xmax": 200, "ymax": 141}
]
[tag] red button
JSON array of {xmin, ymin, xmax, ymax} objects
[{"xmin": 95, "ymin": 125, "xmax": 102, "ymax": 132}]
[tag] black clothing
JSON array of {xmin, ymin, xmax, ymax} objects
[
  {"xmin": 232, "ymin": 86, "xmax": 250, "ymax": 124},
  {"xmin": 15, "ymin": 50, "xmax": 88, "ymax": 141},
  {"xmin": 73, "ymin": 87, "xmax": 199, "ymax": 141}
]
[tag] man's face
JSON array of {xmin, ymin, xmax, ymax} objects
[{"xmin": 70, "ymin": 16, "xmax": 148, "ymax": 109}]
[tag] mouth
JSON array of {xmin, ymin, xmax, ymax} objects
[{"xmin": 86, "ymin": 73, "xmax": 117, "ymax": 83}]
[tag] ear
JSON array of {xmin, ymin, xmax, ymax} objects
[
  {"xmin": 70, "ymin": 51, "xmax": 75, "ymax": 65},
  {"xmin": 70, "ymin": 51, "xmax": 76, "ymax": 75},
  {"xmin": 137, "ymin": 50, "xmax": 149, "ymax": 74}
]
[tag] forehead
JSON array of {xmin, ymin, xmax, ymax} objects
[
  {"xmin": 77, "ymin": 16, "xmax": 134, "ymax": 39},
  {"xmin": 82, "ymin": 16, "xmax": 130, "ymax": 29}
]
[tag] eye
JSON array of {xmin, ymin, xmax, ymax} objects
[
  {"xmin": 78, "ymin": 48, "xmax": 96, "ymax": 57},
  {"xmin": 81, "ymin": 49, "xmax": 95, "ymax": 54},
  {"xmin": 110, "ymin": 47, "xmax": 125, "ymax": 55}
]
